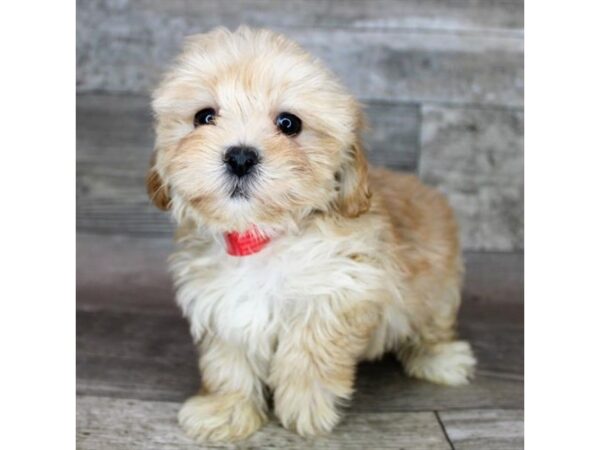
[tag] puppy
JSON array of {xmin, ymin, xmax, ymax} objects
[{"xmin": 147, "ymin": 27, "xmax": 476, "ymax": 442}]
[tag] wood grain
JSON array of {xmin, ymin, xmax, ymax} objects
[
  {"xmin": 76, "ymin": 232, "xmax": 523, "ymax": 447},
  {"xmin": 420, "ymin": 104, "xmax": 524, "ymax": 251},
  {"xmin": 133, "ymin": 0, "xmax": 524, "ymax": 32},
  {"xmin": 77, "ymin": 2, "xmax": 523, "ymax": 106},
  {"xmin": 76, "ymin": 301, "xmax": 522, "ymax": 410},
  {"xmin": 463, "ymin": 251, "xmax": 524, "ymax": 304},
  {"xmin": 438, "ymin": 409, "xmax": 524, "ymax": 450},
  {"xmin": 76, "ymin": 94, "xmax": 524, "ymax": 251},
  {"xmin": 76, "ymin": 234, "xmax": 523, "ymax": 313},
  {"xmin": 286, "ymin": 29, "xmax": 522, "ymax": 107},
  {"xmin": 77, "ymin": 395, "xmax": 451, "ymax": 450},
  {"xmin": 76, "ymin": 94, "xmax": 420, "ymax": 237},
  {"xmin": 364, "ymin": 102, "xmax": 420, "ymax": 171}
]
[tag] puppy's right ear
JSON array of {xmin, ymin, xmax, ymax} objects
[{"xmin": 146, "ymin": 153, "xmax": 171, "ymax": 211}]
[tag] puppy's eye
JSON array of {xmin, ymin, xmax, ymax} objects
[
  {"xmin": 275, "ymin": 112, "xmax": 302, "ymax": 136},
  {"xmin": 194, "ymin": 108, "xmax": 216, "ymax": 127}
]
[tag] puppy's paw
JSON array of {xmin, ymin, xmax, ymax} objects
[
  {"xmin": 402, "ymin": 340, "xmax": 476, "ymax": 386},
  {"xmin": 274, "ymin": 385, "xmax": 343, "ymax": 437},
  {"xmin": 178, "ymin": 393, "xmax": 266, "ymax": 442}
]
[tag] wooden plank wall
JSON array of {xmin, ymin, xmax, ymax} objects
[{"xmin": 76, "ymin": 0, "xmax": 523, "ymax": 251}]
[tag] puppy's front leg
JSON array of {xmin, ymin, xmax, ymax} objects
[
  {"xmin": 178, "ymin": 334, "xmax": 267, "ymax": 442},
  {"xmin": 270, "ymin": 301, "xmax": 381, "ymax": 436}
]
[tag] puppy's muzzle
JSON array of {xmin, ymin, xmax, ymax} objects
[{"xmin": 224, "ymin": 146, "xmax": 259, "ymax": 178}]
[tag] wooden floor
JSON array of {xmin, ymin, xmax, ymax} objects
[{"xmin": 76, "ymin": 234, "xmax": 523, "ymax": 449}]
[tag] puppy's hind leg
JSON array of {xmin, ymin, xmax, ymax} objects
[
  {"xmin": 398, "ymin": 339, "xmax": 476, "ymax": 386},
  {"xmin": 397, "ymin": 285, "xmax": 476, "ymax": 386}
]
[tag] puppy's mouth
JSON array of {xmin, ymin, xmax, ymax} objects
[
  {"xmin": 227, "ymin": 175, "xmax": 259, "ymax": 200},
  {"xmin": 230, "ymin": 184, "xmax": 249, "ymax": 199}
]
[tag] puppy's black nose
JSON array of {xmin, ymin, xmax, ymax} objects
[{"xmin": 224, "ymin": 146, "xmax": 259, "ymax": 178}]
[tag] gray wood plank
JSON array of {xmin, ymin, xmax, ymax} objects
[
  {"xmin": 76, "ymin": 233, "xmax": 523, "ymax": 446},
  {"xmin": 76, "ymin": 301, "xmax": 522, "ymax": 411},
  {"xmin": 76, "ymin": 234, "xmax": 523, "ymax": 313},
  {"xmin": 76, "ymin": 310, "xmax": 197, "ymax": 402},
  {"xmin": 129, "ymin": 0, "xmax": 524, "ymax": 32},
  {"xmin": 463, "ymin": 252, "xmax": 524, "ymax": 304},
  {"xmin": 364, "ymin": 102, "xmax": 420, "ymax": 171},
  {"xmin": 76, "ymin": 234, "xmax": 175, "ymax": 314},
  {"xmin": 77, "ymin": 8, "xmax": 523, "ymax": 106},
  {"xmin": 76, "ymin": 232, "xmax": 523, "ymax": 410},
  {"xmin": 420, "ymin": 104, "xmax": 524, "ymax": 251},
  {"xmin": 76, "ymin": 94, "xmax": 420, "ymax": 237},
  {"xmin": 287, "ymin": 29, "xmax": 522, "ymax": 107},
  {"xmin": 77, "ymin": 395, "xmax": 451, "ymax": 450},
  {"xmin": 76, "ymin": 94, "xmax": 524, "ymax": 252},
  {"xmin": 439, "ymin": 409, "xmax": 524, "ymax": 450}
]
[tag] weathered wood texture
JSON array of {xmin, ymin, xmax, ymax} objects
[
  {"xmin": 76, "ymin": 304, "xmax": 523, "ymax": 409},
  {"xmin": 420, "ymin": 105, "xmax": 524, "ymax": 251},
  {"xmin": 76, "ymin": 234, "xmax": 523, "ymax": 313},
  {"xmin": 76, "ymin": 93, "xmax": 420, "ymax": 233},
  {"xmin": 76, "ymin": 94, "xmax": 523, "ymax": 250},
  {"xmin": 76, "ymin": 0, "xmax": 523, "ymax": 250},
  {"xmin": 439, "ymin": 409, "xmax": 524, "ymax": 450},
  {"xmin": 77, "ymin": 396, "xmax": 451, "ymax": 450},
  {"xmin": 77, "ymin": 0, "xmax": 523, "ymax": 107},
  {"xmin": 105, "ymin": 0, "xmax": 524, "ymax": 31},
  {"xmin": 76, "ymin": 239, "xmax": 524, "ymax": 408},
  {"xmin": 76, "ymin": 234, "xmax": 523, "ymax": 448}
]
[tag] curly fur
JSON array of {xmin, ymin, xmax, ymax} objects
[{"xmin": 147, "ymin": 26, "xmax": 476, "ymax": 442}]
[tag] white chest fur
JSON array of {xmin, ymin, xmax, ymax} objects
[{"xmin": 169, "ymin": 226, "xmax": 399, "ymax": 364}]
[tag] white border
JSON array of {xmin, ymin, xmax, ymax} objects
[
  {"xmin": 2, "ymin": 0, "xmax": 600, "ymax": 447},
  {"xmin": 0, "ymin": 1, "xmax": 75, "ymax": 448},
  {"xmin": 526, "ymin": 0, "xmax": 600, "ymax": 448}
]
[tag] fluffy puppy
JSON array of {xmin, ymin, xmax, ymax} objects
[{"xmin": 147, "ymin": 27, "xmax": 476, "ymax": 442}]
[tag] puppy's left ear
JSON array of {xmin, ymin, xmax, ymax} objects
[
  {"xmin": 146, "ymin": 152, "xmax": 171, "ymax": 211},
  {"xmin": 335, "ymin": 140, "xmax": 371, "ymax": 218}
]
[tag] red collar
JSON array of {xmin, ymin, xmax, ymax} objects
[{"xmin": 224, "ymin": 227, "xmax": 271, "ymax": 257}]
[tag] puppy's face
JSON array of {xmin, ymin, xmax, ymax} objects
[{"xmin": 148, "ymin": 27, "xmax": 370, "ymax": 234}]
